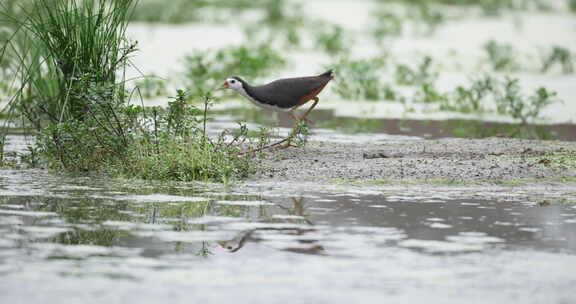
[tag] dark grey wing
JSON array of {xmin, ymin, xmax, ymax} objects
[{"xmin": 248, "ymin": 76, "xmax": 331, "ymax": 109}]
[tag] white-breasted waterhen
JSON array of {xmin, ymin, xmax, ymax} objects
[{"xmin": 222, "ymin": 70, "xmax": 334, "ymax": 124}]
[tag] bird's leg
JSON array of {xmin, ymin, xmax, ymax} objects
[
  {"xmin": 288, "ymin": 110, "xmax": 299, "ymax": 122},
  {"xmin": 299, "ymin": 97, "xmax": 319, "ymax": 122}
]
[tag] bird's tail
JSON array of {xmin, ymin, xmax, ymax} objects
[{"xmin": 320, "ymin": 69, "xmax": 335, "ymax": 79}]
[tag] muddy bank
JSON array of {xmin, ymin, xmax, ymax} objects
[{"xmin": 252, "ymin": 137, "xmax": 576, "ymax": 184}]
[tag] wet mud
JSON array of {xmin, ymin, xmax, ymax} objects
[{"xmin": 253, "ymin": 137, "xmax": 576, "ymax": 184}]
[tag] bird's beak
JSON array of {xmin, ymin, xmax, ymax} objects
[{"xmin": 222, "ymin": 81, "xmax": 230, "ymax": 89}]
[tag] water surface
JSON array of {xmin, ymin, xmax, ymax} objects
[{"xmin": 1, "ymin": 170, "xmax": 575, "ymax": 303}]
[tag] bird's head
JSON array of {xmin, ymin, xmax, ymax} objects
[{"xmin": 222, "ymin": 77, "xmax": 243, "ymax": 91}]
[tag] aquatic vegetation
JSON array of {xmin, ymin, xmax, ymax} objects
[
  {"xmin": 313, "ymin": 24, "xmax": 351, "ymax": 56},
  {"xmin": 540, "ymin": 46, "xmax": 574, "ymax": 74},
  {"xmin": 441, "ymin": 76, "xmax": 559, "ymax": 124},
  {"xmin": 484, "ymin": 40, "xmax": 519, "ymax": 72},
  {"xmin": 183, "ymin": 45, "xmax": 286, "ymax": 96},
  {"xmin": 387, "ymin": 0, "xmax": 549, "ymax": 15},
  {"xmin": 494, "ymin": 78, "xmax": 559, "ymax": 124},
  {"xmin": 444, "ymin": 76, "xmax": 497, "ymax": 113},
  {"xmin": 330, "ymin": 57, "xmax": 398, "ymax": 101},
  {"xmin": 395, "ymin": 56, "xmax": 438, "ymax": 86}
]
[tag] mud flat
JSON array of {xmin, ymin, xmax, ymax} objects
[{"xmin": 253, "ymin": 137, "xmax": 576, "ymax": 185}]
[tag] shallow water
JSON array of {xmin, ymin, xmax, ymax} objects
[
  {"xmin": 211, "ymin": 106, "xmax": 576, "ymax": 141},
  {"xmin": 1, "ymin": 170, "xmax": 575, "ymax": 303}
]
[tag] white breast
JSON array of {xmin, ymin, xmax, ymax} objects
[{"xmin": 236, "ymin": 86, "xmax": 292, "ymax": 112}]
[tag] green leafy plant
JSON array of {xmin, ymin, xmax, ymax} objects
[
  {"xmin": 495, "ymin": 78, "xmax": 559, "ymax": 124},
  {"xmin": 443, "ymin": 76, "xmax": 496, "ymax": 113}
]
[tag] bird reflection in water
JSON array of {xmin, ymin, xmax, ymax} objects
[{"xmin": 218, "ymin": 197, "xmax": 325, "ymax": 255}]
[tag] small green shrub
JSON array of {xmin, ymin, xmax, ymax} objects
[
  {"xmin": 446, "ymin": 76, "xmax": 496, "ymax": 113},
  {"xmin": 132, "ymin": 92, "xmax": 254, "ymax": 182},
  {"xmin": 494, "ymin": 78, "xmax": 558, "ymax": 124},
  {"xmin": 440, "ymin": 76, "xmax": 559, "ymax": 124}
]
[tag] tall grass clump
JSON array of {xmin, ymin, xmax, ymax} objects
[
  {"xmin": 1, "ymin": 0, "xmax": 251, "ymax": 181},
  {"xmin": 1, "ymin": 0, "xmax": 137, "ymax": 169}
]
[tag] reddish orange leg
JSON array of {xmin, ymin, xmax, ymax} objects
[{"xmin": 299, "ymin": 97, "xmax": 319, "ymax": 122}]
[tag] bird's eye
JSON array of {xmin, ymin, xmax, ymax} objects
[
  {"xmin": 230, "ymin": 80, "xmax": 236, "ymax": 84},
  {"xmin": 227, "ymin": 246, "xmax": 233, "ymax": 250}
]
